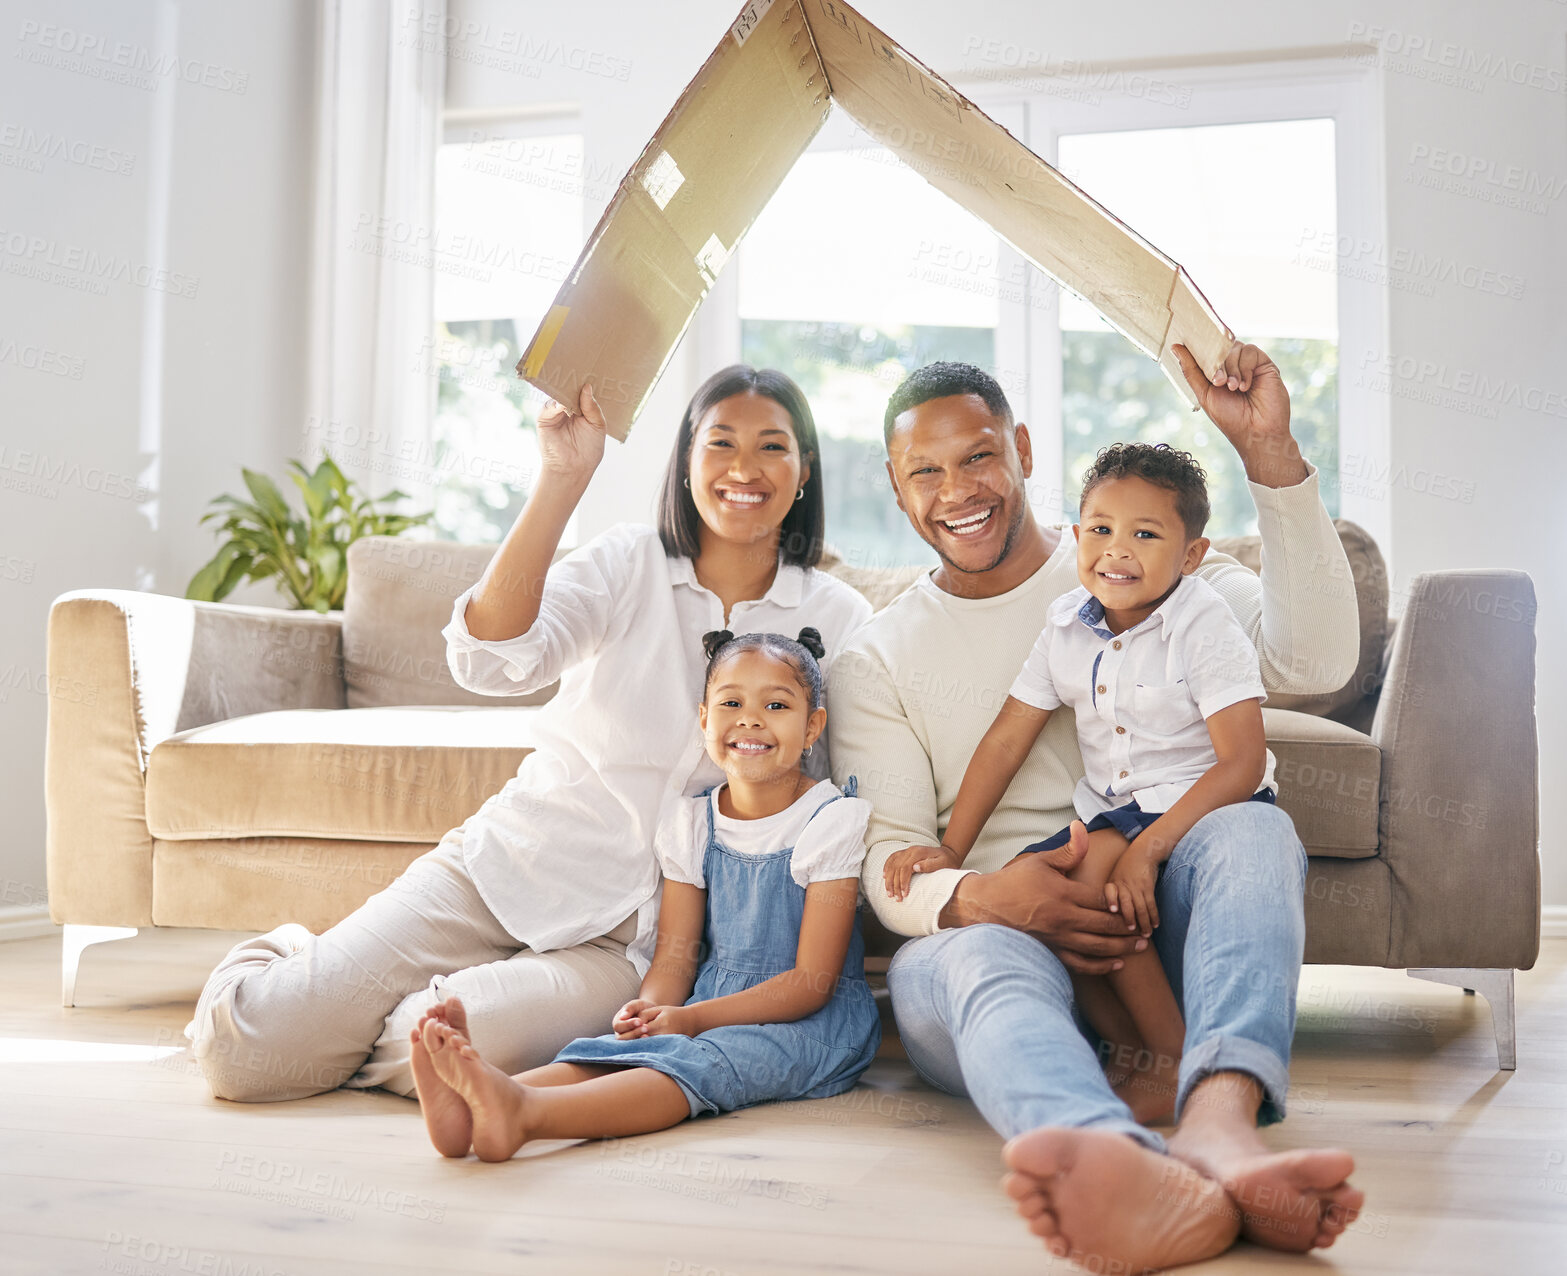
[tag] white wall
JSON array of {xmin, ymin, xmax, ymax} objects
[
  {"xmin": 0, "ymin": 0, "xmax": 316, "ymax": 927},
  {"xmin": 2, "ymin": 0, "xmax": 1560, "ymax": 924}
]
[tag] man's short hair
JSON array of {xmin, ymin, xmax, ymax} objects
[
  {"xmin": 1080, "ymin": 442, "xmax": 1211, "ymax": 540},
  {"xmin": 883, "ymin": 361, "xmax": 1013, "ymax": 445}
]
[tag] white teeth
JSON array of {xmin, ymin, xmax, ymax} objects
[
  {"xmin": 720, "ymin": 491, "xmax": 765, "ymax": 505},
  {"xmin": 942, "ymin": 508, "xmax": 993, "ymax": 534},
  {"xmin": 729, "ymin": 741, "xmax": 771, "ymax": 753}
]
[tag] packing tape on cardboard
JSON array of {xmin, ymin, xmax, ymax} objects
[{"xmin": 523, "ymin": 304, "xmax": 570, "ymax": 379}]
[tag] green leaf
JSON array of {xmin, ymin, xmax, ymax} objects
[
  {"xmin": 242, "ymin": 469, "xmax": 293, "ymax": 525},
  {"xmin": 215, "ymin": 552, "xmax": 255, "ymax": 600},
  {"xmin": 186, "ymin": 543, "xmax": 241, "ymax": 601}
]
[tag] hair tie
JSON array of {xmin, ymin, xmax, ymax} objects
[
  {"xmin": 795, "ymin": 626, "xmax": 825, "ymax": 661},
  {"xmin": 701, "ymin": 629, "xmax": 735, "ymax": 661}
]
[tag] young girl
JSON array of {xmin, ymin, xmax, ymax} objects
[
  {"xmin": 884, "ymin": 443, "xmax": 1275, "ymax": 1125},
  {"xmin": 411, "ymin": 628, "xmax": 881, "ymax": 1160}
]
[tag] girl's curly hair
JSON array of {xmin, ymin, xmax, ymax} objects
[
  {"xmin": 700, "ymin": 628, "xmax": 826, "ymax": 712},
  {"xmin": 1080, "ymin": 442, "xmax": 1210, "ymax": 539}
]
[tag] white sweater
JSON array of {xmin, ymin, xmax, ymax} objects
[{"xmin": 826, "ymin": 464, "xmax": 1360, "ymax": 938}]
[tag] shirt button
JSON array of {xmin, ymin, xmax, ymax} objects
[
  {"xmin": 1115, "ymin": 726, "xmax": 1126, "ymax": 734},
  {"xmin": 1119, "ymin": 770, "xmax": 1129, "ymax": 778},
  {"xmin": 1097, "ymin": 684, "xmax": 1107, "ymax": 694},
  {"xmin": 1112, "ymin": 640, "xmax": 1122, "ymax": 650}
]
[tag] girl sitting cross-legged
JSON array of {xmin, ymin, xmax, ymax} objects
[{"xmin": 411, "ymin": 627, "xmax": 881, "ymax": 1160}]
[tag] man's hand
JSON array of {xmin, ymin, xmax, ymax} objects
[
  {"xmin": 1171, "ymin": 341, "xmax": 1306, "ymax": 488},
  {"xmin": 941, "ymin": 838, "xmax": 1147, "ymax": 974},
  {"xmin": 884, "ymin": 844, "xmax": 964, "ymax": 902},
  {"xmin": 1106, "ymin": 844, "xmax": 1161, "ymax": 937}
]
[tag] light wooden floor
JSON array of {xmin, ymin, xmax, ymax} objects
[{"xmin": 1, "ymin": 930, "xmax": 1563, "ymax": 1275}]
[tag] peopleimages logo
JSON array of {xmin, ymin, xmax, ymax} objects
[{"xmin": 15, "ymin": 21, "xmax": 250, "ymax": 93}]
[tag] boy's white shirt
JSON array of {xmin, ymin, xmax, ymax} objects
[
  {"xmin": 443, "ymin": 522, "xmax": 872, "ymax": 976},
  {"xmin": 827, "ymin": 463, "xmax": 1361, "ymax": 939},
  {"xmin": 1010, "ymin": 574, "xmax": 1277, "ymax": 822}
]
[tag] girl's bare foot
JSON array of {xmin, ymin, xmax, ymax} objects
[
  {"xmin": 1002, "ymin": 1127, "xmax": 1240, "ymax": 1272},
  {"xmin": 424, "ymin": 1023, "xmax": 532, "ymax": 1162},
  {"xmin": 410, "ymin": 1021, "xmax": 472, "ymax": 1158}
]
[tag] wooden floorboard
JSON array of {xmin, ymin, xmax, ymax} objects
[{"xmin": 1, "ymin": 927, "xmax": 1563, "ymax": 1274}]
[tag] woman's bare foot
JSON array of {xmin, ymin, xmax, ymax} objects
[
  {"xmin": 424, "ymin": 1022, "xmax": 532, "ymax": 1162},
  {"xmin": 410, "ymin": 1021, "xmax": 472, "ymax": 1158},
  {"xmin": 1002, "ymin": 1127, "xmax": 1240, "ymax": 1272},
  {"xmin": 1166, "ymin": 1089, "xmax": 1363, "ymax": 1251}
]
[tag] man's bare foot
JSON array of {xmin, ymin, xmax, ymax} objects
[
  {"xmin": 423, "ymin": 1022, "xmax": 532, "ymax": 1162},
  {"xmin": 410, "ymin": 1022, "xmax": 472, "ymax": 1158},
  {"xmin": 1167, "ymin": 1104, "xmax": 1363, "ymax": 1251},
  {"xmin": 1002, "ymin": 1127, "xmax": 1240, "ymax": 1272}
]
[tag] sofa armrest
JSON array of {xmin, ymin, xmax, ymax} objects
[
  {"xmin": 1371, "ymin": 570, "xmax": 1539, "ymax": 969},
  {"xmin": 45, "ymin": 591, "xmax": 345, "ymax": 926}
]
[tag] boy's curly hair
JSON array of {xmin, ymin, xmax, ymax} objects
[{"xmin": 1080, "ymin": 442, "xmax": 1210, "ymax": 540}]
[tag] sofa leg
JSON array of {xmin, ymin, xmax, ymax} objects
[
  {"xmin": 62, "ymin": 924, "xmax": 139, "ymax": 1007},
  {"xmin": 1407, "ymin": 968, "xmax": 1516, "ymax": 1070}
]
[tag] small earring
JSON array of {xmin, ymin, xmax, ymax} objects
[
  {"xmin": 803, "ymin": 743, "xmax": 813, "ymax": 757},
  {"xmin": 683, "ymin": 477, "xmax": 690, "ymax": 489},
  {"xmin": 795, "ymin": 487, "xmax": 805, "ymax": 502}
]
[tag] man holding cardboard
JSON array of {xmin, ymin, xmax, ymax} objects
[{"xmin": 828, "ymin": 340, "xmax": 1366, "ymax": 1270}]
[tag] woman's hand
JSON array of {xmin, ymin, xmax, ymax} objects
[
  {"xmin": 1105, "ymin": 843, "xmax": 1161, "ymax": 938},
  {"xmin": 883, "ymin": 844, "xmax": 964, "ymax": 902},
  {"xmin": 537, "ymin": 382, "xmax": 608, "ymax": 485}
]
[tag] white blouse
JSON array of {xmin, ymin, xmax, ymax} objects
[
  {"xmin": 442, "ymin": 522, "xmax": 873, "ymax": 975},
  {"xmin": 655, "ymin": 780, "xmax": 872, "ymax": 889}
]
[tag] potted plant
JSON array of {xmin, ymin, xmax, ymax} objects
[{"xmin": 187, "ymin": 454, "xmax": 431, "ymax": 611}]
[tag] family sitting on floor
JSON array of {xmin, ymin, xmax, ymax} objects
[{"xmin": 190, "ymin": 342, "xmax": 1366, "ymax": 1272}]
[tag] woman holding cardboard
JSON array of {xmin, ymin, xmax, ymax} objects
[{"xmin": 188, "ymin": 366, "xmax": 871, "ymax": 1102}]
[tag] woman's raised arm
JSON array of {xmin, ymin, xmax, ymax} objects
[{"xmin": 463, "ymin": 383, "xmax": 607, "ymax": 642}]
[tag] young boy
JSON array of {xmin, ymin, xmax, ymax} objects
[{"xmin": 884, "ymin": 442, "xmax": 1276, "ymax": 1124}]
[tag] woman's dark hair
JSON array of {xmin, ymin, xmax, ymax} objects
[
  {"xmin": 657, "ymin": 364, "xmax": 825, "ymax": 569},
  {"xmin": 1080, "ymin": 442, "xmax": 1210, "ymax": 540},
  {"xmin": 700, "ymin": 628, "xmax": 826, "ymax": 712}
]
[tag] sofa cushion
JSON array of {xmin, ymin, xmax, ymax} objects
[
  {"xmin": 1263, "ymin": 708, "xmax": 1381, "ymax": 858},
  {"xmin": 145, "ymin": 706, "xmax": 538, "ymax": 843},
  {"xmin": 342, "ymin": 537, "xmax": 564, "ymax": 709},
  {"xmin": 1209, "ymin": 518, "xmax": 1388, "ymax": 719}
]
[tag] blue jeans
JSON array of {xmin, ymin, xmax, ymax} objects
[{"xmin": 887, "ymin": 801, "xmax": 1308, "ymax": 1154}]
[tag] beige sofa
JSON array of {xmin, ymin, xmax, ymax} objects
[{"xmin": 46, "ymin": 526, "xmax": 1539, "ymax": 1066}]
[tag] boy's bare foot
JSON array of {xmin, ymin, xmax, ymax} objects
[
  {"xmin": 1114, "ymin": 1074, "xmax": 1177, "ymax": 1128},
  {"xmin": 424, "ymin": 1022, "xmax": 532, "ymax": 1162},
  {"xmin": 1167, "ymin": 1089, "xmax": 1363, "ymax": 1251},
  {"xmin": 410, "ymin": 1021, "xmax": 472, "ymax": 1158},
  {"xmin": 1002, "ymin": 1127, "xmax": 1240, "ymax": 1272}
]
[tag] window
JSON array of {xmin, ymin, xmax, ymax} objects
[
  {"xmin": 430, "ymin": 124, "xmax": 583, "ymax": 542},
  {"xmin": 1056, "ymin": 119, "xmax": 1340, "ymax": 536},
  {"xmin": 738, "ymin": 114, "xmax": 1012, "ymax": 569},
  {"xmin": 721, "ymin": 60, "xmax": 1385, "ymax": 556}
]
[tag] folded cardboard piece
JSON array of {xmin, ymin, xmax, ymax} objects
[{"xmin": 519, "ymin": 0, "xmax": 1234, "ymax": 440}]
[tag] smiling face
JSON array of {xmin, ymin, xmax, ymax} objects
[
  {"xmin": 699, "ymin": 647, "xmax": 826, "ymax": 787},
  {"xmin": 1074, "ymin": 475, "xmax": 1209, "ymax": 624},
  {"xmin": 688, "ymin": 392, "xmax": 810, "ymax": 551},
  {"xmin": 885, "ymin": 393, "xmax": 1033, "ymax": 577}
]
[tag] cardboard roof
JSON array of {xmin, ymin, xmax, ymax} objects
[{"xmin": 519, "ymin": 0, "xmax": 1234, "ymax": 440}]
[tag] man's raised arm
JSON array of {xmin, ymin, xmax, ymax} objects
[{"xmin": 1172, "ymin": 341, "xmax": 1360, "ymax": 696}]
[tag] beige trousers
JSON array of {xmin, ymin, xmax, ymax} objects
[{"xmin": 188, "ymin": 827, "xmax": 641, "ymax": 1102}]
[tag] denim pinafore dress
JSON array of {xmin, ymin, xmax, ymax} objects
[{"xmin": 552, "ymin": 779, "xmax": 881, "ymax": 1116}]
